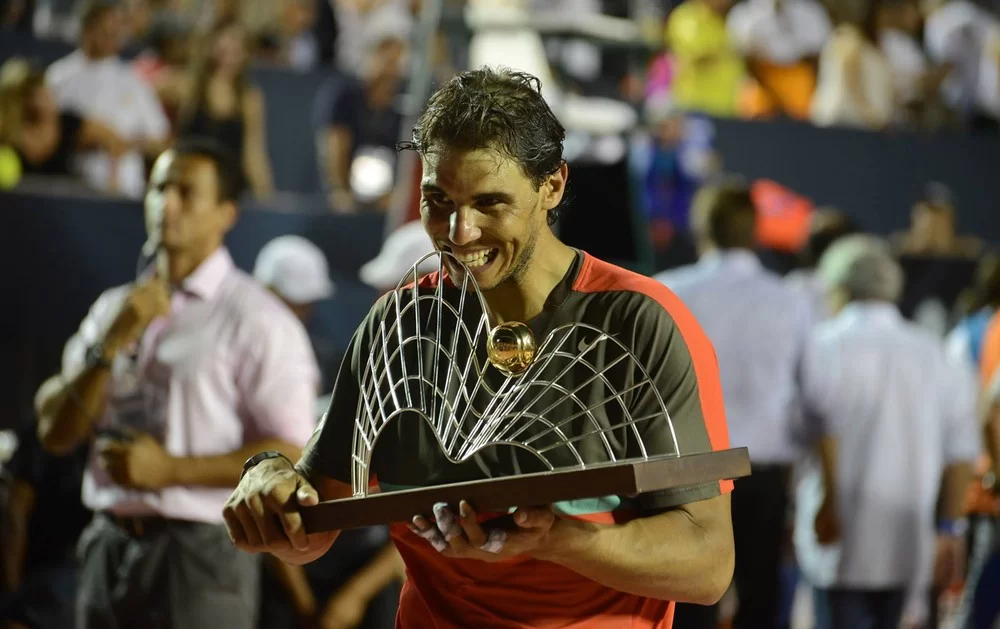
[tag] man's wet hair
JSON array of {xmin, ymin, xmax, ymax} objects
[{"xmin": 400, "ymin": 67, "xmax": 567, "ymax": 225}]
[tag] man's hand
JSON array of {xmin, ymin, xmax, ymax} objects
[
  {"xmin": 814, "ymin": 497, "xmax": 841, "ymax": 545},
  {"xmin": 222, "ymin": 457, "xmax": 324, "ymax": 555},
  {"xmin": 97, "ymin": 431, "xmax": 176, "ymax": 490},
  {"xmin": 409, "ymin": 500, "xmax": 556, "ymax": 562},
  {"xmin": 104, "ymin": 276, "xmax": 170, "ymax": 353}
]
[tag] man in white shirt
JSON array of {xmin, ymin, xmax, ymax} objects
[
  {"xmin": 795, "ymin": 235, "xmax": 981, "ymax": 629},
  {"xmin": 656, "ymin": 180, "xmax": 815, "ymax": 629},
  {"xmin": 46, "ymin": 2, "xmax": 169, "ymax": 199}
]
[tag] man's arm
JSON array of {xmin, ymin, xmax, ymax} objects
[
  {"xmin": 170, "ymin": 440, "xmax": 304, "ymax": 487},
  {"xmin": 538, "ymin": 494, "xmax": 733, "ymax": 604},
  {"xmin": 36, "ymin": 368, "xmax": 112, "ymax": 456},
  {"xmin": 38, "ymin": 281, "xmax": 168, "ymax": 455}
]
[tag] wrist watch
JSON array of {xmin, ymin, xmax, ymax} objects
[
  {"xmin": 240, "ymin": 451, "xmax": 293, "ymax": 480},
  {"xmin": 85, "ymin": 342, "xmax": 113, "ymax": 370}
]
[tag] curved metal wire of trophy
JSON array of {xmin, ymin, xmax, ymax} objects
[{"xmin": 302, "ymin": 251, "xmax": 750, "ymax": 532}]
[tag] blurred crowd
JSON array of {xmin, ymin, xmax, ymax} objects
[{"xmin": 0, "ymin": 1, "xmax": 999, "ymax": 629}]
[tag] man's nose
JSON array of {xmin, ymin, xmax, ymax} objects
[{"xmin": 448, "ymin": 208, "xmax": 482, "ymax": 247}]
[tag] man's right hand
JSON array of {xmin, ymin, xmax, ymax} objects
[
  {"xmin": 103, "ymin": 276, "xmax": 170, "ymax": 354},
  {"xmin": 222, "ymin": 457, "xmax": 322, "ymax": 555}
]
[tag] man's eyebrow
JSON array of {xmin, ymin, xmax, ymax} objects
[
  {"xmin": 472, "ymin": 191, "xmax": 515, "ymax": 204},
  {"xmin": 421, "ymin": 183, "xmax": 446, "ymax": 194}
]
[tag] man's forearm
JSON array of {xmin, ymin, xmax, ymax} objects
[
  {"xmin": 818, "ymin": 436, "xmax": 838, "ymax": 497},
  {"xmin": 537, "ymin": 495, "xmax": 734, "ymax": 604},
  {"xmin": 171, "ymin": 439, "xmax": 303, "ymax": 487},
  {"xmin": 37, "ymin": 367, "xmax": 112, "ymax": 455}
]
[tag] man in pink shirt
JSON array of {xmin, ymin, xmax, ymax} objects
[{"xmin": 33, "ymin": 139, "xmax": 319, "ymax": 629}]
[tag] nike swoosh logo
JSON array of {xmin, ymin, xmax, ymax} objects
[{"xmin": 578, "ymin": 337, "xmax": 593, "ymax": 353}]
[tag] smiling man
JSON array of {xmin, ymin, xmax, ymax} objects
[{"xmin": 224, "ymin": 68, "xmax": 735, "ymax": 628}]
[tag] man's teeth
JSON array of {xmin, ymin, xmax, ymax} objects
[{"xmin": 454, "ymin": 250, "xmax": 493, "ymax": 268}]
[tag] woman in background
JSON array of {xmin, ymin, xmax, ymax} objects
[
  {"xmin": 810, "ymin": 0, "xmax": 896, "ymax": 129},
  {"xmin": 0, "ymin": 59, "xmax": 127, "ymax": 181},
  {"xmin": 168, "ymin": 19, "xmax": 274, "ymax": 198}
]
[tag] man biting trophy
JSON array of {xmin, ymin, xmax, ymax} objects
[{"xmin": 224, "ymin": 68, "xmax": 741, "ymax": 629}]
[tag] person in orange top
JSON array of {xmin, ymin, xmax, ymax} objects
[{"xmin": 221, "ymin": 67, "xmax": 737, "ymax": 628}]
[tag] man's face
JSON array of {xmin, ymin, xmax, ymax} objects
[
  {"xmin": 145, "ymin": 151, "xmax": 235, "ymax": 255},
  {"xmin": 83, "ymin": 8, "xmax": 125, "ymax": 59},
  {"xmin": 420, "ymin": 148, "xmax": 556, "ymax": 292}
]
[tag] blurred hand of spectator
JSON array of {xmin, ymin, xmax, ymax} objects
[
  {"xmin": 318, "ymin": 587, "xmax": 368, "ymax": 629},
  {"xmin": 102, "ymin": 275, "xmax": 170, "ymax": 355},
  {"xmin": 97, "ymin": 430, "xmax": 177, "ymax": 490},
  {"xmin": 932, "ymin": 533, "xmax": 966, "ymax": 589},
  {"xmin": 813, "ymin": 493, "xmax": 841, "ymax": 545}
]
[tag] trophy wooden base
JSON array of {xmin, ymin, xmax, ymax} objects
[{"xmin": 301, "ymin": 447, "xmax": 751, "ymax": 533}]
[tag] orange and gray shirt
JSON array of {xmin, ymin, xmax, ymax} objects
[{"xmin": 303, "ymin": 250, "xmax": 733, "ymax": 629}]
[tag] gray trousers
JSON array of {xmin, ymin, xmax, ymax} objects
[{"xmin": 75, "ymin": 513, "xmax": 260, "ymax": 629}]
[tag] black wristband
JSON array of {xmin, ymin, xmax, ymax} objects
[{"xmin": 240, "ymin": 451, "xmax": 293, "ymax": 480}]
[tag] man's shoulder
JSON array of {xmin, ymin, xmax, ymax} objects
[
  {"xmin": 45, "ymin": 51, "xmax": 83, "ymax": 83},
  {"xmin": 572, "ymin": 254, "xmax": 696, "ymax": 336},
  {"xmin": 576, "ymin": 254, "xmax": 680, "ymax": 308}
]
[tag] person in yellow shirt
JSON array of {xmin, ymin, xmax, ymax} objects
[{"xmin": 666, "ymin": 0, "xmax": 746, "ymax": 117}]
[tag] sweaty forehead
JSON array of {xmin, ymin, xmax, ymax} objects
[{"xmin": 421, "ymin": 148, "xmax": 526, "ymax": 194}]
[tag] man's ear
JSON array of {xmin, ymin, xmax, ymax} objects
[
  {"xmin": 219, "ymin": 199, "xmax": 238, "ymax": 233},
  {"xmin": 540, "ymin": 162, "xmax": 569, "ymax": 211}
]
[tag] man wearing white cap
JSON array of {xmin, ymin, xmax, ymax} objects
[
  {"xmin": 359, "ymin": 220, "xmax": 438, "ymax": 291},
  {"xmin": 254, "ymin": 235, "xmax": 337, "ymax": 322}
]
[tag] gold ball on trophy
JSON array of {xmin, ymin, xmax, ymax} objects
[{"xmin": 487, "ymin": 321, "xmax": 537, "ymax": 376}]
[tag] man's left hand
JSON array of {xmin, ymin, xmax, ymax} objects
[
  {"xmin": 97, "ymin": 431, "xmax": 177, "ymax": 490},
  {"xmin": 409, "ymin": 500, "xmax": 557, "ymax": 562}
]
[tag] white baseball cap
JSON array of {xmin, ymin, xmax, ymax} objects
[
  {"xmin": 359, "ymin": 221, "xmax": 439, "ymax": 289},
  {"xmin": 253, "ymin": 235, "xmax": 336, "ymax": 305}
]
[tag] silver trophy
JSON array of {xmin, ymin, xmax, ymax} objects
[{"xmin": 302, "ymin": 252, "xmax": 750, "ymax": 532}]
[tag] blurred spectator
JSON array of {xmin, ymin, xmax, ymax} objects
[
  {"xmin": 727, "ymin": 0, "xmax": 832, "ymax": 119},
  {"xmin": 785, "ymin": 207, "xmax": 860, "ymax": 321},
  {"xmin": 253, "ymin": 234, "xmax": 336, "ymax": 324},
  {"xmin": 131, "ymin": 12, "xmax": 194, "ymax": 128},
  {"xmin": 874, "ymin": 0, "xmax": 952, "ymax": 127},
  {"xmin": 314, "ymin": 24, "xmax": 407, "ymax": 211},
  {"xmin": 892, "ymin": 182, "xmax": 983, "ymax": 257},
  {"xmin": 253, "ymin": 233, "xmax": 340, "ymax": 389},
  {"xmin": 173, "ymin": 19, "xmax": 275, "ymax": 198},
  {"xmin": 277, "ymin": 0, "xmax": 320, "ymax": 70},
  {"xmin": 0, "ymin": 420, "xmax": 90, "ymax": 629},
  {"xmin": 925, "ymin": 0, "xmax": 1000, "ymax": 132},
  {"xmin": 633, "ymin": 98, "xmax": 720, "ymax": 262},
  {"xmin": 332, "ymin": 0, "xmax": 412, "ymax": 79},
  {"xmin": 358, "ymin": 220, "xmax": 437, "ymax": 291},
  {"xmin": 810, "ymin": 6, "xmax": 895, "ymax": 129},
  {"xmin": 665, "ymin": 0, "xmax": 746, "ymax": 117},
  {"xmin": 1, "ymin": 0, "xmax": 33, "ymax": 31},
  {"xmin": 33, "ymin": 140, "xmax": 318, "ymax": 628},
  {"xmin": 945, "ymin": 253, "xmax": 1000, "ymax": 629},
  {"xmin": 795, "ymin": 234, "xmax": 981, "ymax": 629},
  {"xmin": 44, "ymin": 1, "xmax": 170, "ymax": 198},
  {"xmin": 0, "ymin": 58, "xmax": 127, "ymax": 178},
  {"xmin": 656, "ymin": 180, "xmax": 815, "ymax": 629}
]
